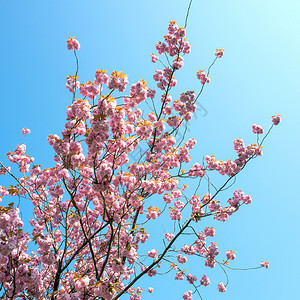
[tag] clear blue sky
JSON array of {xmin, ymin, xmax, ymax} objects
[{"xmin": 1, "ymin": 0, "xmax": 299, "ymax": 299}]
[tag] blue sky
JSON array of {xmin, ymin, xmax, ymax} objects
[{"xmin": 1, "ymin": 0, "xmax": 299, "ymax": 299}]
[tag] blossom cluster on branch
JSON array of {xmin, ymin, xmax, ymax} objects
[{"xmin": 0, "ymin": 20, "xmax": 280, "ymax": 300}]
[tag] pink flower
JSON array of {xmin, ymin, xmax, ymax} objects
[
  {"xmin": 108, "ymin": 70, "xmax": 128, "ymax": 92},
  {"xmin": 146, "ymin": 206, "xmax": 161, "ymax": 219},
  {"xmin": 148, "ymin": 249, "xmax": 157, "ymax": 258},
  {"xmin": 272, "ymin": 114, "xmax": 281, "ymax": 125},
  {"xmin": 175, "ymin": 271, "xmax": 184, "ymax": 280},
  {"xmin": 188, "ymin": 163, "xmax": 205, "ymax": 177},
  {"xmin": 151, "ymin": 53, "xmax": 159, "ymax": 63},
  {"xmin": 204, "ymin": 227, "xmax": 215, "ymax": 237},
  {"xmin": 147, "ymin": 269, "xmax": 157, "ymax": 277},
  {"xmin": 215, "ymin": 48, "xmax": 225, "ymax": 58},
  {"xmin": 184, "ymin": 138, "xmax": 197, "ymax": 149},
  {"xmin": 252, "ymin": 124, "xmax": 264, "ymax": 134},
  {"xmin": 22, "ymin": 128, "xmax": 31, "ymax": 135},
  {"xmin": 226, "ymin": 250, "xmax": 236, "ymax": 260},
  {"xmin": 186, "ymin": 274, "xmax": 197, "ymax": 284},
  {"xmin": 0, "ymin": 166, "xmax": 11, "ymax": 175},
  {"xmin": 260, "ymin": 261, "xmax": 269, "ymax": 268},
  {"xmin": 173, "ymin": 56, "xmax": 184, "ymax": 70},
  {"xmin": 95, "ymin": 69, "xmax": 109, "ymax": 85},
  {"xmin": 177, "ymin": 254, "xmax": 187, "ymax": 264},
  {"xmin": 66, "ymin": 37, "xmax": 80, "ymax": 50},
  {"xmin": 183, "ymin": 290, "xmax": 193, "ymax": 300},
  {"xmin": 66, "ymin": 75, "xmax": 80, "ymax": 93},
  {"xmin": 217, "ymin": 282, "xmax": 226, "ymax": 292},
  {"xmin": 164, "ymin": 232, "xmax": 174, "ymax": 241},
  {"xmin": 174, "ymin": 200, "xmax": 184, "ymax": 209},
  {"xmin": 148, "ymin": 287, "xmax": 154, "ymax": 293},
  {"xmin": 200, "ymin": 274, "xmax": 210, "ymax": 286},
  {"xmin": 170, "ymin": 209, "xmax": 182, "ymax": 220},
  {"xmin": 196, "ymin": 70, "xmax": 210, "ymax": 84},
  {"xmin": 172, "ymin": 189, "xmax": 182, "ymax": 198},
  {"xmin": 163, "ymin": 193, "xmax": 174, "ymax": 204},
  {"xmin": 147, "ymin": 89, "xmax": 156, "ymax": 99}
]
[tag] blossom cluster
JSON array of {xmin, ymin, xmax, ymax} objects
[{"xmin": 67, "ymin": 37, "xmax": 80, "ymax": 50}]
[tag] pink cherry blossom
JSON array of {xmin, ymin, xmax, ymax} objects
[
  {"xmin": 196, "ymin": 70, "xmax": 210, "ymax": 84},
  {"xmin": 215, "ymin": 48, "xmax": 225, "ymax": 58},
  {"xmin": 66, "ymin": 37, "xmax": 80, "ymax": 50},
  {"xmin": 218, "ymin": 282, "xmax": 227, "ymax": 292},
  {"xmin": 204, "ymin": 227, "xmax": 215, "ymax": 237},
  {"xmin": 272, "ymin": 114, "xmax": 281, "ymax": 125},
  {"xmin": 252, "ymin": 124, "xmax": 264, "ymax": 134},
  {"xmin": 151, "ymin": 53, "xmax": 159, "ymax": 63},
  {"xmin": 183, "ymin": 290, "xmax": 193, "ymax": 300},
  {"xmin": 148, "ymin": 249, "xmax": 157, "ymax": 258},
  {"xmin": 22, "ymin": 128, "xmax": 31, "ymax": 135},
  {"xmin": 200, "ymin": 274, "xmax": 210, "ymax": 286},
  {"xmin": 177, "ymin": 254, "xmax": 188, "ymax": 264},
  {"xmin": 226, "ymin": 250, "xmax": 236, "ymax": 260},
  {"xmin": 260, "ymin": 261, "xmax": 270, "ymax": 268}
]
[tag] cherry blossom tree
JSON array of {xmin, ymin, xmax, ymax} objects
[{"xmin": 0, "ymin": 2, "xmax": 281, "ymax": 299}]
